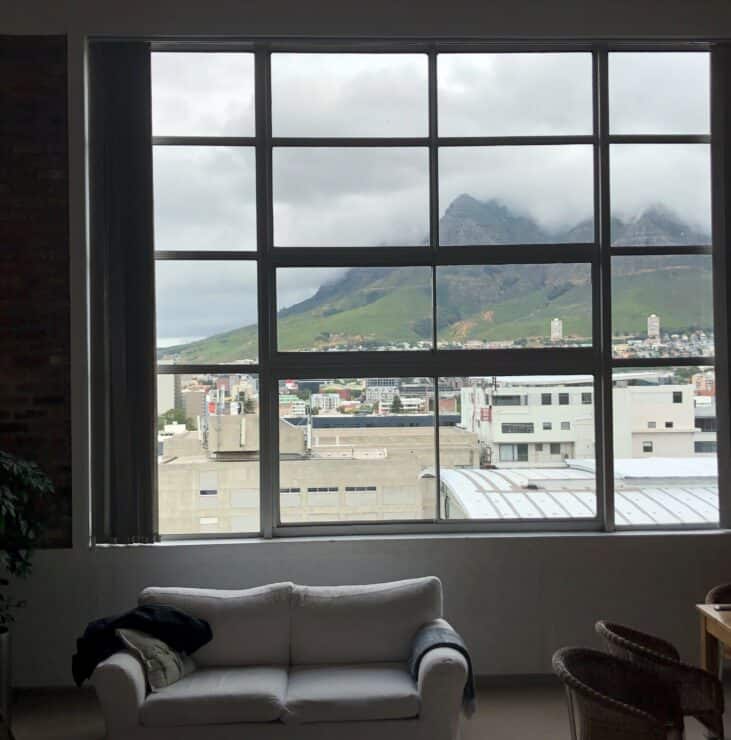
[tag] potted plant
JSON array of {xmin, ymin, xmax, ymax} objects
[{"xmin": 0, "ymin": 451, "xmax": 54, "ymax": 726}]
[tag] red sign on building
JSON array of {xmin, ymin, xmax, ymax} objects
[{"xmin": 480, "ymin": 407, "xmax": 492, "ymax": 422}]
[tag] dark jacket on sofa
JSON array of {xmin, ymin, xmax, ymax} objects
[{"xmin": 72, "ymin": 604, "xmax": 212, "ymax": 686}]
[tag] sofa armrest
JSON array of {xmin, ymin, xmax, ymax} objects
[
  {"xmin": 91, "ymin": 651, "xmax": 146, "ymax": 733},
  {"xmin": 416, "ymin": 621, "xmax": 469, "ymax": 739}
]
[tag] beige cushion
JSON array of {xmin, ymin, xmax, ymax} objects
[
  {"xmin": 283, "ymin": 663, "xmax": 420, "ymax": 724},
  {"xmin": 140, "ymin": 666, "xmax": 288, "ymax": 726},
  {"xmin": 116, "ymin": 628, "xmax": 195, "ymax": 692},
  {"xmin": 139, "ymin": 583, "xmax": 293, "ymax": 667},
  {"xmin": 290, "ymin": 577, "xmax": 442, "ymax": 665}
]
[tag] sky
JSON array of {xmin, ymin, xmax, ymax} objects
[{"xmin": 152, "ymin": 50, "xmax": 710, "ymax": 345}]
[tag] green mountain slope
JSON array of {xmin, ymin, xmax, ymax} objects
[{"xmin": 158, "ymin": 199, "xmax": 712, "ymax": 363}]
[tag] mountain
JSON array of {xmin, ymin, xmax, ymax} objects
[{"xmin": 159, "ymin": 196, "xmax": 712, "ymax": 362}]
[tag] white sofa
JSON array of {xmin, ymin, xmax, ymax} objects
[{"xmin": 92, "ymin": 576, "xmax": 469, "ymax": 740}]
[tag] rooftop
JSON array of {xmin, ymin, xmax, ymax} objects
[{"xmin": 429, "ymin": 459, "xmax": 718, "ymax": 526}]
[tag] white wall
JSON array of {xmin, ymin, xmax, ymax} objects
[
  {"xmin": 14, "ymin": 531, "xmax": 731, "ymax": 686},
  {"xmin": 4, "ymin": 0, "xmax": 731, "ymax": 687}
]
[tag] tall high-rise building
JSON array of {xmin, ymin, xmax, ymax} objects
[
  {"xmin": 647, "ymin": 313, "xmax": 660, "ymax": 339},
  {"xmin": 550, "ymin": 318, "xmax": 563, "ymax": 341}
]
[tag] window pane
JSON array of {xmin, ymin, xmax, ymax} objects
[
  {"xmin": 610, "ymin": 144, "xmax": 710, "ymax": 246},
  {"xmin": 154, "ymin": 147, "xmax": 257, "ymax": 251},
  {"xmin": 436, "ymin": 264, "xmax": 592, "ymax": 348},
  {"xmin": 273, "ymin": 148, "xmax": 429, "ymax": 246},
  {"xmin": 272, "ymin": 54, "xmax": 427, "ymax": 137},
  {"xmin": 439, "ymin": 146, "xmax": 593, "ymax": 245},
  {"xmin": 156, "ymin": 261, "xmax": 258, "ymax": 365},
  {"xmin": 612, "ymin": 367, "xmax": 718, "ymax": 527},
  {"xmin": 440, "ymin": 376, "xmax": 596, "ymax": 520},
  {"xmin": 609, "ymin": 52, "xmax": 709, "ymax": 135},
  {"xmin": 611, "ymin": 255, "xmax": 713, "ymax": 359},
  {"xmin": 438, "ymin": 53, "xmax": 592, "ymax": 136},
  {"xmin": 278, "ymin": 378, "xmax": 445, "ymax": 523},
  {"xmin": 158, "ymin": 372, "xmax": 260, "ymax": 535},
  {"xmin": 277, "ymin": 267, "xmax": 432, "ymax": 351},
  {"xmin": 151, "ymin": 53, "xmax": 255, "ymax": 137}
]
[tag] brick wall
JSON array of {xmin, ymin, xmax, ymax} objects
[{"xmin": 0, "ymin": 36, "xmax": 71, "ymax": 547}]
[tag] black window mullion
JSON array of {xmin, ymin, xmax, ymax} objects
[
  {"xmin": 255, "ymin": 47, "xmax": 277, "ymax": 538},
  {"xmin": 595, "ymin": 47, "xmax": 615, "ymax": 532}
]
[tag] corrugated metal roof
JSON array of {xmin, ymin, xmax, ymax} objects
[{"xmin": 434, "ymin": 463, "xmax": 718, "ymax": 526}]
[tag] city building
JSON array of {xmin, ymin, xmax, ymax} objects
[
  {"xmin": 156, "ymin": 373, "xmax": 181, "ymax": 416},
  {"xmin": 310, "ymin": 392, "xmax": 342, "ymax": 411},
  {"xmin": 550, "ymin": 318, "xmax": 563, "ymax": 341},
  {"xmin": 158, "ymin": 411, "xmax": 480, "ymax": 533},
  {"xmin": 647, "ymin": 313, "xmax": 661, "ymax": 339}
]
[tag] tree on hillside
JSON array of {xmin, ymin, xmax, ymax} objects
[{"xmin": 390, "ymin": 395, "xmax": 403, "ymax": 413}]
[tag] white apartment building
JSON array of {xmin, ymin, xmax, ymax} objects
[
  {"xmin": 647, "ymin": 313, "xmax": 661, "ymax": 339},
  {"xmin": 364, "ymin": 377, "xmax": 400, "ymax": 403},
  {"xmin": 310, "ymin": 393, "xmax": 342, "ymax": 411},
  {"xmin": 378, "ymin": 396, "xmax": 426, "ymax": 415},
  {"xmin": 461, "ymin": 377, "xmax": 595, "ymax": 466},
  {"xmin": 612, "ymin": 379, "xmax": 695, "ymax": 458},
  {"xmin": 460, "ymin": 373, "xmax": 700, "ymax": 467},
  {"xmin": 550, "ymin": 318, "xmax": 563, "ymax": 341}
]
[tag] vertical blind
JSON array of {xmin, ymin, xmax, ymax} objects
[{"xmin": 89, "ymin": 42, "xmax": 158, "ymax": 543}]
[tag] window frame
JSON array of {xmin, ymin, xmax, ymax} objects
[{"xmin": 147, "ymin": 39, "xmax": 724, "ymax": 540}]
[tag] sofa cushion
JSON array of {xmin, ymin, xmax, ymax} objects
[
  {"xmin": 139, "ymin": 583, "xmax": 293, "ymax": 667},
  {"xmin": 283, "ymin": 663, "xmax": 420, "ymax": 724},
  {"xmin": 290, "ymin": 577, "xmax": 442, "ymax": 665},
  {"xmin": 140, "ymin": 666, "xmax": 288, "ymax": 726}
]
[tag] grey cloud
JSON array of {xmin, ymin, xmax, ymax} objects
[
  {"xmin": 611, "ymin": 144, "xmax": 711, "ymax": 232},
  {"xmin": 438, "ymin": 53, "xmax": 593, "ymax": 136},
  {"xmin": 152, "ymin": 50, "xmax": 711, "ymax": 340},
  {"xmin": 154, "ymin": 147, "xmax": 257, "ymax": 251},
  {"xmin": 156, "ymin": 261, "xmax": 258, "ymax": 342},
  {"xmin": 152, "ymin": 53, "xmax": 255, "ymax": 136},
  {"xmin": 272, "ymin": 54, "xmax": 428, "ymax": 137},
  {"xmin": 609, "ymin": 52, "xmax": 709, "ymax": 135}
]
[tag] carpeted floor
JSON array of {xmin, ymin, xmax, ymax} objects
[{"xmin": 8, "ymin": 679, "xmax": 725, "ymax": 740}]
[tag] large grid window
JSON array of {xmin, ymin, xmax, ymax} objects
[{"xmin": 151, "ymin": 45, "xmax": 719, "ymax": 537}]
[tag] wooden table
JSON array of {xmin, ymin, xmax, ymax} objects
[{"xmin": 697, "ymin": 603, "xmax": 731, "ymax": 672}]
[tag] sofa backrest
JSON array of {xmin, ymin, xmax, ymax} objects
[
  {"xmin": 290, "ymin": 576, "xmax": 442, "ymax": 665},
  {"xmin": 138, "ymin": 582, "xmax": 293, "ymax": 667}
]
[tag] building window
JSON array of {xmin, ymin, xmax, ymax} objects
[
  {"xmin": 648, "ymin": 421, "xmax": 656, "ymax": 429},
  {"xmin": 198, "ymin": 471, "xmax": 218, "ymax": 497},
  {"xmin": 535, "ymin": 443, "xmax": 543, "ymax": 452},
  {"xmin": 494, "ymin": 395, "xmax": 522, "ymax": 406},
  {"xmin": 85, "ymin": 42, "xmax": 719, "ymax": 540},
  {"xmin": 501, "ymin": 423, "xmax": 535, "ymax": 434},
  {"xmin": 499, "ymin": 444, "xmax": 528, "ymax": 463},
  {"xmin": 695, "ymin": 441, "xmax": 718, "ymax": 453},
  {"xmin": 696, "ymin": 417, "xmax": 717, "ymax": 433},
  {"xmin": 665, "ymin": 421, "xmax": 674, "ymax": 428}
]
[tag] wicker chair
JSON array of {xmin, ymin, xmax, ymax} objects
[
  {"xmin": 596, "ymin": 620, "xmax": 724, "ymax": 739},
  {"xmin": 552, "ymin": 647, "xmax": 684, "ymax": 740},
  {"xmin": 706, "ymin": 582, "xmax": 731, "ymax": 607}
]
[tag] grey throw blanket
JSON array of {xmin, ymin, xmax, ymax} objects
[{"xmin": 408, "ymin": 620, "xmax": 476, "ymax": 717}]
